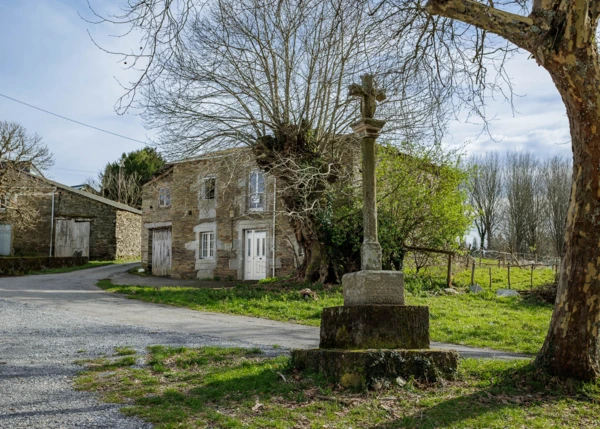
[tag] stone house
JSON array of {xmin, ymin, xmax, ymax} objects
[
  {"xmin": 141, "ymin": 149, "xmax": 302, "ymax": 279},
  {"xmin": 0, "ymin": 172, "xmax": 142, "ymax": 260}
]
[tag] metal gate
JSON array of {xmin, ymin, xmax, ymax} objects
[
  {"xmin": 152, "ymin": 228, "xmax": 172, "ymax": 276},
  {"xmin": 0, "ymin": 224, "xmax": 12, "ymax": 256},
  {"xmin": 55, "ymin": 219, "xmax": 90, "ymax": 257}
]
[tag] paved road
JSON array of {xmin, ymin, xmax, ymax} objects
[{"xmin": 0, "ymin": 264, "xmax": 529, "ymax": 428}]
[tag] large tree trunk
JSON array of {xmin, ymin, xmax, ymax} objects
[
  {"xmin": 426, "ymin": 0, "xmax": 600, "ymax": 380},
  {"xmin": 535, "ymin": 49, "xmax": 600, "ymax": 380},
  {"xmin": 290, "ymin": 218, "xmax": 336, "ymax": 283}
]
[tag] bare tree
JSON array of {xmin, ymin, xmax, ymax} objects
[
  {"xmin": 468, "ymin": 152, "xmax": 502, "ymax": 250},
  {"xmin": 0, "ymin": 121, "xmax": 54, "ymax": 229},
  {"xmin": 542, "ymin": 155, "xmax": 571, "ymax": 258},
  {"xmin": 423, "ymin": 0, "xmax": 600, "ymax": 379},
  {"xmin": 91, "ymin": 0, "xmax": 445, "ymax": 282},
  {"xmin": 503, "ymin": 152, "xmax": 544, "ymax": 256},
  {"xmin": 99, "ymin": 168, "xmax": 143, "ymax": 208}
]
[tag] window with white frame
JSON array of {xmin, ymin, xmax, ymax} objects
[
  {"xmin": 200, "ymin": 231, "xmax": 215, "ymax": 259},
  {"xmin": 248, "ymin": 171, "xmax": 265, "ymax": 211},
  {"xmin": 0, "ymin": 194, "xmax": 11, "ymax": 212},
  {"xmin": 203, "ymin": 177, "xmax": 216, "ymax": 200},
  {"xmin": 158, "ymin": 188, "xmax": 171, "ymax": 207}
]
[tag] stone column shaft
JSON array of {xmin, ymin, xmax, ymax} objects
[
  {"xmin": 352, "ymin": 119, "xmax": 385, "ymax": 271},
  {"xmin": 361, "ymin": 135, "xmax": 382, "ymax": 270}
]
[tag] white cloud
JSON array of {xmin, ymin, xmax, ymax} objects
[{"xmin": 446, "ymin": 51, "xmax": 571, "ymax": 159}]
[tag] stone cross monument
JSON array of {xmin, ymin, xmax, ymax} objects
[
  {"xmin": 342, "ymin": 75, "xmax": 404, "ymax": 306},
  {"xmin": 291, "ymin": 74, "xmax": 458, "ymax": 389},
  {"xmin": 348, "ymin": 74, "xmax": 386, "ymax": 271}
]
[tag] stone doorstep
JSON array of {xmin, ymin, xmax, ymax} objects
[
  {"xmin": 320, "ymin": 305, "xmax": 429, "ymax": 350},
  {"xmin": 342, "ymin": 270, "xmax": 404, "ymax": 306},
  {"xmin": 291, "ymin": 348, "xmax": 459, "ymax": 389}
]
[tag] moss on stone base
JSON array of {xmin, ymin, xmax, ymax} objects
[
  {"xmin": 320, "ymin": 305, "xmax": 429, "ymax": 349},
  {"xmin": 291, "ymin": 348, "xmax": 459, "ymax": 389}
]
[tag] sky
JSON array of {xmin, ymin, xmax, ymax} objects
[{"xmin": 0, "ymin": 0, "xmax": 572, "ymax": 186}]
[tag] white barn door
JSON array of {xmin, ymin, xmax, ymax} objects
[
  {"xmin": 0, "ymin": 224, "xmax": 11, "ymax": 256},
  {"xmin": 152, "ymin": 228, "xmax": 172, "ymax": 276},
  {"xmin": 244, "ymin": 230, "xmax": 267, "ymax": 280},
  {"xmin": 55, "ymin": 219, "xmax": 90, "ymax": 257}
]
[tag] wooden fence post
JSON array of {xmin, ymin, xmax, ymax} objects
[
  {"xmin": 507, "ymin": 263, "xmax": 511, "ymax": 289},
  {"xmin": 447, "ymin": 254, "xmax": 452, "ymax": 287},
  {"xmin": 530, "ymin": 264, "xmax": 534, "ymax": 290},
  {"xmin": 471, "ymin": 259, "xmax": 476, "ymax": 286}
]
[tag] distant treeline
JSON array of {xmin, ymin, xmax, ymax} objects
[{"xmin": 468, "ymin": 151, "xmax": 571, "ymax": 258}]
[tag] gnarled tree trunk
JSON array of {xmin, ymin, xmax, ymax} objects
[
  {"xmin": 536, "ymin": 50, "xmax": 600, "ymax": 380},
  {"xmin": 427, "ymin": 0, "xmax": 600, "ymax": 380}
]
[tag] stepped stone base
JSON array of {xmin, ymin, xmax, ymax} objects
[
  {"xmin": 343, "ymin": 270, "xmax": 404, "ymax": 305},
  {"xmin": 320, "ymin": 305, "xmax": 429, "ymax": 350},
  {"xmin": 292, "ymin": 348, "xmax": 459, "ymax": 389}
]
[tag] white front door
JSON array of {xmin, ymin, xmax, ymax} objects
[{"xmin": 244, "ymin": 230, "xmax": 267, "ymax": 280}]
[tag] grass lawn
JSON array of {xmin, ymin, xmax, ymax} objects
[
  {"xmin": 75, "ymin": 345, "xmax": 600, "ymax": 429},
  {"xmin": 31, "ymin": 259, "xmax": 139, "ymax": 275},
  {"xmin": 97, "ymin": 279, "xmax": 552, "ymax": 354}
]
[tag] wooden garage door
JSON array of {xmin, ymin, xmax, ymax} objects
[
  {"xmin": 55, "ymin": 219, "xmax": 90, "ymax": 257},
  {"xmin": 152, "ymin": 228, "xmax": 172, "ymax": 276}
]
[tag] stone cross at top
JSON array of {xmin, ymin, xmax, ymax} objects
[{"xmin": 348, "ymin": 74, "xmax": 386, "ymax": 120}]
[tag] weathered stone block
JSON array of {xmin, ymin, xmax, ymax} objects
[
  {"xmin": 291, "ymin": 348, "xmax": 459, "ymax": 389},
  {"xmin": 343, "ymin": 270, "xmax": 404, "ymax": 305},
  {"xmin": 320, "ymin": 305, "xmax": 429, "ymax": 350}
]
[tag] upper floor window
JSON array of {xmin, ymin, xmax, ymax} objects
[
  {"xmin": 0, "ymin": 194, "xmax": 11, "ymax": 212},
  {"xmin": 159, "ymin": 188, "xmax": 171, "ymax": 207},
  {"xmin": 248, "ymin": 171, "xmax": 265, "ymax": 211},
  {"xmin": 203, "ymin": 177, "xmax": 216, "ymax": 200}
]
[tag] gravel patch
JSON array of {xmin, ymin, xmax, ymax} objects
[{"xmin": 0, "ymin": 298, "xmax": 260, "ymax": 429}]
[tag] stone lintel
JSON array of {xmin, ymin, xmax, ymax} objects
[
  {"xmin": 320, "ymin": 305, "xmax": 428, "ymax": 350},
  {"xmin": 291, "ymin": 348, "xmax": 459, "ymax": 389},
  {"xmin": 343, "ymin": 270, "xmax": 404, "ymax": 305}
]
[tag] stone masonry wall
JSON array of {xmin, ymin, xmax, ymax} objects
[
  {"xmin": 9, "ymin": 177, "xmax": 141, "ymax": 260},
  {"xmin": 11, "ymin": 193, "xmax": 54, "ymax": 257},
  {"xmin": 141, "ymin": 168, "xmax": 173, "ymax": 268},
  {"xmin": 141, "ymin": 150, "xmax": 301, "ymax": 279},
  {"xmin": 116, "ymin": 210, "xmax": 142, "ymax": 260},
  {"xmin": 53, "ymin": 189, "xmax": 119, "ymax": 260}
]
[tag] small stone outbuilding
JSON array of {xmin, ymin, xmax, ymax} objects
[{"xmin": 0, "ymin": 173, "xmax": 141, "ymax": 260}]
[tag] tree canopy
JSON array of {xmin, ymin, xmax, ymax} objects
[{"xmin": 99, "ymin": 147, "xmax": 165, "ymax": 208}]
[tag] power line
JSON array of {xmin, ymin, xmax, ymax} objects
[
  {"xmin": 0, "ymin": 93, "xmax": 148, "ymax": 145},
  {"xmin": 51, "ymin": 167, "xmax": 98, "ymax": 174}
]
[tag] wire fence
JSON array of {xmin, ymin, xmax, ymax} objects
[{"xmin": 404, "ymin": 249, "xmax": 559, "ymax": 291}]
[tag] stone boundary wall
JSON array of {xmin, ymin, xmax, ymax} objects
[
  {"xmin": 0, "ymin": 256, "xmax": 89, "ymax": 275},
  {"xmin": 115, "ymin": 210, "xmax": 142, "ymax": 260}
]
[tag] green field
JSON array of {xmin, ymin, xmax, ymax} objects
[{"xmin": 404, "ymin": 258, "xmax": 556, "ymax": 292}]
